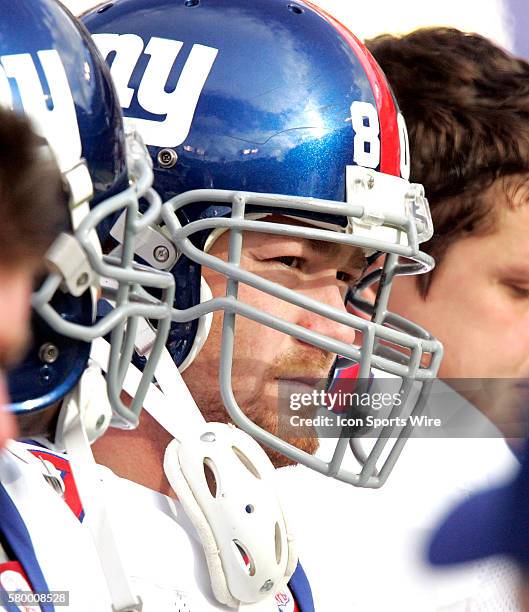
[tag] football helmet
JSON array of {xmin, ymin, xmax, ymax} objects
[
  {"xmin": 3, "ymin": 0, "xmax": 174, "ymax": 431},
  {"xmin": 84, "ymin": 0, "xmax": 443, "ymax": 487}
]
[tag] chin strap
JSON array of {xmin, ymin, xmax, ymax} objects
[
  {"xmin": 52, "ymin": 364, "xmax": 143, "ymax": 612},
  {"xmin": 91, "ymin": 335, "xmax": 297, "ymax": 610}
]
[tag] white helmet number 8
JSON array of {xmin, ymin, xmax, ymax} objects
[
  {"xmin": 350, "ymin": 101, "xmax": 411, "ymax": 181},
  {"xmin": 351, "ymin": 100, "xmax": 380, "ymax": 169}
]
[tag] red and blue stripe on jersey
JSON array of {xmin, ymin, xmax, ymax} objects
[{"xmin": 26, "ymin": 448, "xmax": 84, "ymax": 523}]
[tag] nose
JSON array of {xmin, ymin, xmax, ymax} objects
[
  {"xmin": 298, "ymin": 283, "xmax": 356, "ymax": 347},
  {"xmin": 0, "ymin": 269, "xmax": 32, "ymax": 367}
]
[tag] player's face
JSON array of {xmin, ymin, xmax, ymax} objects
[
  {"xmin": 388, "ymin": 177, "xmax": 529, "ymax": 427},
  {"xmin": 182, "ymin": 218, "xmax": 363, "ymax": 466},
  {"xmin": 0, "ymin": 264, "xmax": 35, "ymax": 447}
]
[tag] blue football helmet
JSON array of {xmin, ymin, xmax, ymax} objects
[
  {"xmin": 3, "ymin": 0, "xmax": 174, "ymax": 432},
  {"xmin": 84, "ymin": 0, "xmax": 443, "ymax": 487}
]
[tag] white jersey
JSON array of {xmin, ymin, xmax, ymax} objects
[
  {"xmin": 0, "ymin": 441, "xmax": 113, "ymax": 611},
  {"xmin": 1, "ymin": 441, "xmax": 302, "ymax": 611},
  {"xmin": 93, "ymin": 464, "xmax": 300, "ymax": 611},
  {"xmin": 275, "ymin": 380, "xmax": 520, "ymax": 611}
]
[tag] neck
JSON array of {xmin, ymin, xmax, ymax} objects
[{"xmin": 92, "ymin": 410, "xmax": 175, "ymax": 497}]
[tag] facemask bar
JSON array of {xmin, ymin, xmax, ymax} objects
[
  {"xmin": 160, "ymin": 188, "xmax": 442, "ymax": 487},
  {"xmin": 344, "ymin": 251, "xmax": 439, "ymax": 485},
  {"xmin": 32, "ymin": 132, "xmax": 175, "ymax": 427},
  {"xmin": 341, "ymin": 256, "xmax": 442, "ymax": 484}
]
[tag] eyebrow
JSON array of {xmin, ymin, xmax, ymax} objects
[{"xmin": 307, "ymin": 239, "xmax": 367, "ymax": 272}]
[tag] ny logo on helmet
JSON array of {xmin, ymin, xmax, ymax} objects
[
  {"xmin": 93, "ymin": 33, "xmax": 218, "ymax": 149},
  {"xmin": 0, "ymin": 50, "xmax": 81, "ymax": 173}
]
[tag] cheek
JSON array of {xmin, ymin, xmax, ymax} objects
[
  {"xmin": 430, "ymin": 275, "xmax": 529, "ymax": 376},
  {"xmin": 0, "ymin": 373, "xmax": 17, "ymax": 447},
  {"xmin": 202, "ymin": 256, "xmax": 302, "ymax": 367},
  {"xmin": 453, "ymin": 277, "xmax": 529, "ymax": 354},
  {"xmin": 236, "ymin": 278, "xmax": 298, "ymax": 320},
  {"xmin": 488, "ymin": 300, "xmax": 529, "ymax": 372},
  {"xmin": 232, "ymin": 285, "xmax": 291, "ymax": 362},
  {"xmin": 390, "ymin": 270, "xmax": 500, "ymax": 376},
  {"xmin": 197, "ymin": 287, "xmax": 285, "ymax": 374},
  {"xmin": 0, "ymin": 269, "xmax": 33, "ymax": 361},
  {"xmin": 203, "ymin": 267, "xmax": 226, "ymax": 298},
  {"xmin": 429, "ymin": 279, "xmax": 498, "ymax": 371},
  {"xmin": 1, "ymin": 274, "xmax": 32, "ymax": 325}
]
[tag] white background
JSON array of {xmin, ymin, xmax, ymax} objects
[{"xmin": 65, "ymin": 0, "xmax": 514, "ymax": 50}]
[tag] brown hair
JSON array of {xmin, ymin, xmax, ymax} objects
[
  {"xmin": 0, "ymin": 107, "xmax": 68, "ymax": 266},
  {"xmin": 366, "ymin": 28, "xmax": 529, "ymax": 294}
]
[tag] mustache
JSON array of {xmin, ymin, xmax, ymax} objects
[{"xmin": 268, "ymin": 346, "xmax": 336, "ymax": 380}]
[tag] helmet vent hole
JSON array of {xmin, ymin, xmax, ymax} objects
[
  {"xmin": 184, "ymin": 0, "xmax": 200, "ymax": 6},
  {"xmin": 233, "ymin": 540, "xmax": 256, "ymax": 576},
  {"xmin": 203, "ymin": 457, "xmax": 219, "ymax": 498},
  {"xmin": 97, "ymin": 3, "xmax": 113, "ymax": 13},
  {"xmin": 245, "ymin": 504, "xmax": 254, "ymax": 514},
  {"xmin": 232, "ymin": 446, "xmax": 261, "ymax": 479},
  {"xmin": 274, "ymin": 522, "xmax": 282, "ymax": 564},
  {"xmin": 287, "ymin": 3, "xmax": 304, "ymax": 14}
]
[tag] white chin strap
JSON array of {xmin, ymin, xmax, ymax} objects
[
  {"xmin": 51, "ymin": 362, "xmax": 143, "ymax": 612},
  {"xmin": 90, "ymin": 332, "xmax": 297, "ymax": 610}
]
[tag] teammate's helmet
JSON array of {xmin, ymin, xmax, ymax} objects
[
  {"xmin": 84, "ymin": 0, "xmax": 442, "ymax": 486},
  {"xmin": 3, "ymin": 0, "xmax": 174, "ymax": 430}
]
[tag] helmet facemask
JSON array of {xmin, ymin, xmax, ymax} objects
[
  {"xmin": 84, "ymin": 0, "xmax": 443, "ymax": 486},
  {"xmin": 32, "ymin": 130, "xmax": 175, "ymax": 429},
  {"xmin": 160, "ymin": 178, "xmax": 442, "ymax": 487}
]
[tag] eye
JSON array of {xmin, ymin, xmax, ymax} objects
[
  {"xmin": 509, "ymin": 285, "xmax": 529, "ymax": 299},
  {"xmin": 337, "ymin": 270, "xmax": 361, "ymax": 287},
  {"xmin": 272, "ymin": 256, "xmax": 302, "ymax": 269}
]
